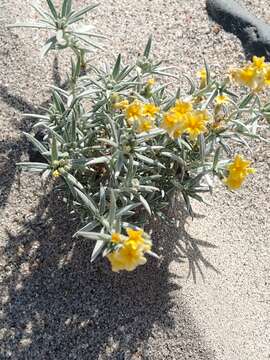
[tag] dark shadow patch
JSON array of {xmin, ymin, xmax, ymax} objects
[
  {"xmin": 206, "ymin": 0, "xmax": 270, "ymax": 60},
  {"xmin": 0, "ymin": 193, "xmax": 217, "ymax": 359}
]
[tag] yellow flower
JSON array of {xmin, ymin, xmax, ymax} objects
[
  {"xmin": 224, "ymin": 154, "xmax": 255, "ymax": 190},
  {"xmin": 125, "ymin": 100, "xmax": 143, "ymax": 121},
  {"xmin": 172, "ymin": 100, "xmax": 193, "ymax": 114},
  {"xmin": 215, "ymin": 94, "xmax": 229, "ymax": 105},
  {"xmin": 197, "ymin": 68, "xmax": 207, "ymax": 81},
  {"xmin": 160, "ymin": 111, "xmax": 186, "ymax": 139},
  {"xmin": 231, "ymin": 66, "xmax": 259, "ymax": 91},
  {"xmin": 111, "ymin": 232, "xmax": 123, "ymax": 244},
  {"xmin": 264, "ymin": 68, "xmax": 270, "ymax": 85},
  {"xmin": 106, "ymin": 228, "xmax": 152, "ymax": 272},
  {"xmin": 252, "ymin": 56, "xmax": 266, "ymax": 70},
  {"xmin": 147, "ymin": 78, "xmax": 156, "ymax": 86},
  {"xmin": 126, "ymin": 227, "xmax": 152, "ymax": 252},
  {"xmin": 230, "ymin": 57, "xmax": 270, "ymax": 92},
  {"xmin": 136, "ymin": 116, "xmax": 155, "ymax": 133},
  {"xmin": 52, "ymin": 169, "xmax": 60, "ymax": 178},
  {"xmin": 197, "ymin": 68, "xmax": 207, "ymax": 88},
  {"xmin": 107, "ymin": 242, "xmax": 147, "ymax": 272},
  {"xmin": 126, "ymin": 228, "xmax": 144, "ymax": 242},
  {"xmin": 142, "ymin": 103, "xmax": 159, "ymax": 118},
  {"xmin": 113, "ymin": 99, "xmax": 129, "ymax": 110},
  {"xmin": 184, "ymin": 110, "xmax": 209, "ymax": 139}
]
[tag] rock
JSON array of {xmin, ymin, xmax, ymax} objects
[{"xmin": 206, "ymin": 0, "xmax": 270, "ymax": 60}]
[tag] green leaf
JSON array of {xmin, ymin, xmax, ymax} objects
[
  {"xmin": 41, "ymin": 37, "xmax": 57, "ymax": 57},
  {"xmin": 135, "ymin": 153, "xmax": 165, "ymax": 169},
  {"xmin": 73, "ymin": 220, "xmax": 99, "ymax": 237},
  {"xmin": 68, "ymin": 4, "xmax": 99, "ymax": 23},
  {"xmin": 213, "ymin": 146, "xmax": 221, "ymax": 171},
  {"xmin": 160, "ymin": 151, "xmax": 185, "ymax": 165},
  {"xmin": 177, "ymin": 138, "xmax": 192, "ymax": 151},
  {"xmin": 115, "ymin": 151, "xmax": 124, "ymax": 179},
  {"xmin": 105, "ymin": 114, "xmax": 119, "ymax": 144},
  {"xmin": 34, "ymin": 124, "xmax": 65, "ymax": 144},
  {"xmin": 109, "ymin": 189, "xmax": 116, "ymax": 227},
  {"xmin": 116, "ymin": 203, "xmax": 141, "ymax": 217},
  {"xmin": 183, "ymin": 74, "xmax": 195, "ymax": 95},
  {"xmin": 139, "ymin": 195, "xmax": 151, "ymax": 215},
  {"xmin": 63, "ymin": 172, "xmax": 84, "ymax": 190},
  {"xmin": 112, "ymin": 54, "xmax": 121, "ymax": 79},
  {"xmin": 239, "ymin": 93, "xmax": 254, "ymax": 109},
  {"xmin": 8, "ymin": 23, "xmax": 55, "ymax": 30},
  {"xmin": 31, "ymin": 5, "xmax": 56, "ymax": 25},
  {"xmin": 61, "ymin": 0, "xmax": 72, "ymax": 17},
  {"xmin": 202, "ymin": 88, "xmax": 218, "ymax": 109},
  {"xmin": 136, "ymin": 128, "xmax": 165, "ymax": 141},
  {"xmin": 46, "ymin": 0, "xmax": 58, "ymax": 19},
  {"xmin": 86, "ymin": 156, "xmax": 110, "ymax": 166},
  {"xmin": 52, "ymin": 90, "xmax": 66, "ymax": 113},
  {"xmin": 74, "ymin": 188, "xmax": 99, "ymax": 216},
  {"xmin": 75, "ymin": 231, "xmax": 104, "ymax": 240},
  {"xmin": 182, "ymin": 192, "xmax": 194, "ymax": 217},
  {"xmin": 51, "ymin": 135, "xmax": 58, "ymax": 161},
  {"xmin": 143, "ymin": 35, "xmax": 152, "ymax": 58},
  {"xmin": 99, "ymin": 185, "xmax": 106, "ymax": 215},
  {"xmin": 91, "ymin": 240, "xmax": 107, "ymax": 262},
  {"xmin": 203, "ymin": 58, "xmax": 211, "ymax": 85},
  {"xmin": 17, "ymin": 162, "xmax": 49, "ymax": 172},
  {"xmin": 23, "ymin": 132, "xmax": 47, "ymax": 155},
  {"xmin": 198, "ymin": 134, "xmax": 205, "ymax": 164}
]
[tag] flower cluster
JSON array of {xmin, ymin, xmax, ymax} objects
[
  {"xmin": 224, "ymin": 155, "xmax": 255, "ymax": 190},
  {"xmin": 107, "ymin": 229, "xmax": 152, "ymax": 272},
  {"xmin": 161, "ymin": 101, "xmax": 209, "ymax": 140},
  {"xmin": 114, "ymin": 98, "xmax": 159, "ymax": 133},
  {"xmin": 230, "ymin": 56, "xmax": 270, "ymax": 92}
]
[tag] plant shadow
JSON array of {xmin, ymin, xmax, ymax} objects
[
  {"xmin": 0, "ymin": 57, "xmax": 66, "ymax": 210},
  {"xmin": 1, "ymin": 188, "xmax": 217, "ymax": 359}
]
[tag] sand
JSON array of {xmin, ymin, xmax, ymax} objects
[{"xmin": 0, "ymin": 0, "xmax": 269, "ymax": 359}]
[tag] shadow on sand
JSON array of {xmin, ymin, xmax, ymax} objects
[
  {"xmin": 1, "ymin": 188, "xmax": 217, "ymax": 359},
  {"xmin": 0, "ymin": 57, "xmax": 65, "ymax": 210}
]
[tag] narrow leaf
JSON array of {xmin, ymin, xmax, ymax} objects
[
  {"xmin": 51, "ymin": 135, "xmax": 58, "ymax": 161},
  {"xmin": 91, "ymin": 240, "xmax": 107, "ymax": 262},
  {"xmin": 74, "ymin": 188, "xmax": 99, "ymax": 216},
  {"xmin": 143, "ymin": 35, "xmax": 152, "ymax": 58},
  {"xmin": 46, "ymin": 0, "xmax": 58, "ymax": 18},
  {"xmin": 139, "ymin": 195, "xmax": 151, "ymax": 215},
  {"xmin": 23, "ymin": 132, "xmax": 47, "ymax": 154},
  {"xmin": 112, "ymin": 54, "xmax": 121, "ymax": 79}
]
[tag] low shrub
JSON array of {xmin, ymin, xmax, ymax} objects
[{"xmin": 10, "ymin": 0, "xmax": 269, "ymax": 275}]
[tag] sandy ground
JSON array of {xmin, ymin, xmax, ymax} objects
[{"xmin": 0, "ymin": 0, "xmax": 269, "ymax": 359}]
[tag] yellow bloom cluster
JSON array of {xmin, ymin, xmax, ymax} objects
[
  {"xmin": 215, "ymin": 94, "xmax": 229, "ymax": 105},
  {"xmin": 52, "ymin": 169, "xmax": 60, "ymax": 178},
  {"xmin": 113, "ymin": 99, "xmax": 159, "ymax": 133},
  {"xmin": 107, "ymin": 228, "xmax": 152, "ymax": 272},
  {"xmin": 147, "ymin": 78, "xmax": 156, "ymax": 86},
  {"xmin": 161, "ymin": 100, "xmax": 209, "ymax": 140},
  {"xmin": 224, "ymin": 154, "xmax": 255, "ymax": 190},
  {"xmin": 125, "ymin": 100, "xmax": 159, "ymax": 133},
  {"xmin": 230, "ymin": 56, "xmax": 270, "ymax": 92}
]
